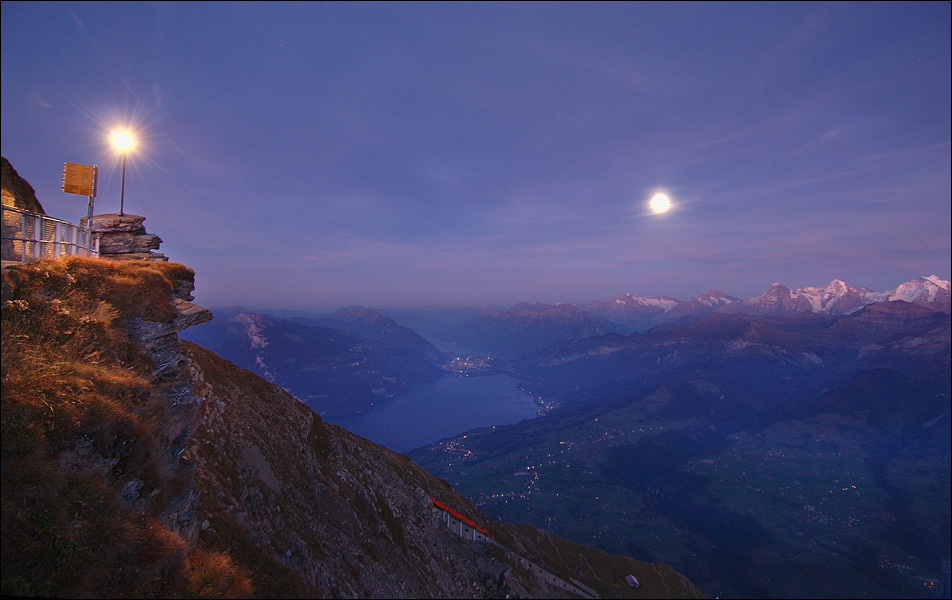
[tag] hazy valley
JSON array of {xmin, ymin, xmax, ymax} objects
[{"xmin": 179, "ymin": 276, "xmax": 951, "ymax": 599}]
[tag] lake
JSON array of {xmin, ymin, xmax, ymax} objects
[{"xmin": 323, "ymin": 373, "xmax": 540, "ymax": 453}]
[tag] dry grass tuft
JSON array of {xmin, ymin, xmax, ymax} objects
[{"xmin": 185, "ymin": 549, "xmax": 254, "ymax": 599}]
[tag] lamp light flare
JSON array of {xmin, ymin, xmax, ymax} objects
[
  {"xmin": 650, "ymin": 193, "xmax": 672, "ymax": 214},
  {"xmin": 110, "ymin": 130, "xmax": 136, "ymax": 152},
  {"xmin": 110, "ymin": 129, "xmax": 136, "ymax": 216}
]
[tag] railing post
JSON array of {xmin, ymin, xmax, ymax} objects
[
  {"xmin": 53, "ymin": 221, "xmax": 61, "ymax": 257},
  {"xmin": 19, "ymin": 210, "xmax": 27, "ymax": 263},
  {"xmin": 31, "ymin": 213, "xmax": 42, "ymax": 261},
  {"xmin": 20, "ymin": 210, "xmax": 29, "ymax": 263}
]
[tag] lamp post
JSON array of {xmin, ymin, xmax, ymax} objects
[{"xmin": 110, "ymin": 130, "xmax": 135, "ymax": 216}]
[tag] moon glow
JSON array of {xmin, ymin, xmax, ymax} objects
[{"xmin": 650, "ymin": 193, "xmax": 672, "ymax": 214}]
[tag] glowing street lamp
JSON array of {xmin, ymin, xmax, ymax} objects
[{"xmin": 110, "ymin": 130, "xmax": 136, "ymax": 216}]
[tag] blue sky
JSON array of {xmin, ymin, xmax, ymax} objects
[{"xmin": 2, "ymin": 1, "xmax": 949, "ymax": 310}]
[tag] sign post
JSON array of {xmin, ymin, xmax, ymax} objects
[{"xmin": 62, "ymin": 162, "xmax": 98, "ymax": 256}]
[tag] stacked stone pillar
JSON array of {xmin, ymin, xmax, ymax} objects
[{"xmin": 81, "ymin": 213, "xmax": 168, "ymax": 262}]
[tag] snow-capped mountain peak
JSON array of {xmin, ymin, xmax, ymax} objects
[
  {"xmin": 583, "ymin": 276, "xmax": 949, "ymax": 332},
  {"xmin": 728, "ymin": 276, "xmax": 951, "ymax": 317},
  {"xmin": 609, "ymin": 292, "xmax": 680, "ymax": 311},
  {"xmin": 792, "ymin": 279, "xmax": 876, "ymax": 314},
  {"xmin": 885, "ymin": 275, "xmax": 952, "ymax": 304},
  {"xmin": 692, "ymin": 290, "xmax": 738, "ymax": 308}
]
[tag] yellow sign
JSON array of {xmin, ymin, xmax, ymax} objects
[{"xmin": 62, "ymin": 162, "xmax": 97, "ymax": 196}]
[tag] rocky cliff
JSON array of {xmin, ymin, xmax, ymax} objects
[
  {"xmin": 1, "ymin": 256, "xmax": 704, "ymax": 599},
  {"xmin": 1, "ymin": 156, "xmax": 45, "ymax": 214}
]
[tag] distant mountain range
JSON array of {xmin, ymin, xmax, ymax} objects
[
  {"xmin": 720, "ymin": 275, "xmax": 950, "ymax": 316},
  {"xmin": 585, "ymin": 275, "xmax": 950, "ymax": 327},
  {"xmin": 184, "ymin": 276, "xmax": 950, "ymax": 415},
  {"xmin": 506, "ymin": 296, "xmax": 951, "ymax": 414},
  {"xmin": 441, "ymin": 301, "xmax": 613, "ymax": 360},
  {"xmin": 408, "ymin": 277, "xmax": 951, "ymax": 599},
  {"xmin": 285, "ymin": 305, "xmax": 449, "ymax": 365},
  {"xmin": 419, "ymin": 276, "xmax": 951, "ymax": 359},
  {"xmin": 580, "ymin": 289, "xmax": 737, "ymax": 333},
  {"xmin": 180, "ymin": 306, "xmax": 449, "ymax": 416}
]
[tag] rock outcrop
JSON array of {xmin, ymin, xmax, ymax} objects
[
  {"xmin": 82, "ymin": 213, "xmax": 168, "ymax": 261},
  {"xmin": 1, "ymin": 156, "xmax": 45, "ymax": 214}
]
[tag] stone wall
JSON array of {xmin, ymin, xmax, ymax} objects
[{"xmin": 81, "ymin": 213, "xmax": 168, "ymax": 261}]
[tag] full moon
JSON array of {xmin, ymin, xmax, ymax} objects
[{"xmin": 649, "ymin": 193, "xmax": 672, "ymax": 214}]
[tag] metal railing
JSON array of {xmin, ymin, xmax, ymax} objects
[{"xmin": 1, "ymin": 204, "xmax": 98, "ymax": 263}]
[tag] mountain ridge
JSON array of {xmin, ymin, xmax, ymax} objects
[
  {"xmin": 375, "ymin": 277, "xmax": 950, "ymax": 359},
  {"xmin": 180, "ymin": 306, "xmax": 448, "ymax": 417}
]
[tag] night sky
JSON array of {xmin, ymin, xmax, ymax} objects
[{"xmin": 2, "ymin": 2, "xmax": 949, "ymax": 310}]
